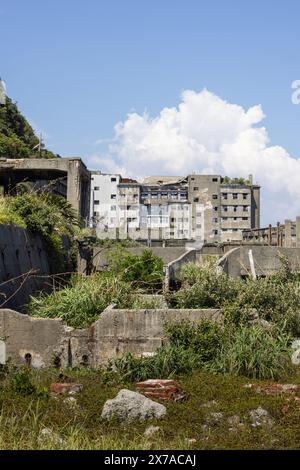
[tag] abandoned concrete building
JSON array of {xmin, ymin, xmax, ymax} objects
[
  {"xmin": 0, "ymin": 157, "xmax": 91, "ymax": 220},
  {"xmin": 90, "ymin": 173, "xmax": 260, "ymax": 245}
]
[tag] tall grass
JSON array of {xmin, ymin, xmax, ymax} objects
[
  {"xmin": 28, "ymin": 273, "xmax": 135, "ymax": 328},
  {"xmin": 206, "ymin": 325, "xmax": 292, "ymax": 380}
]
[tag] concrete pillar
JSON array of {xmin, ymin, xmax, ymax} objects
[
  {"xmin": 67, "ymin": 161, "xmax": 81, "ymax": 216},
  {"xmin": 296, "ymin": 217, "xmax": 300, "ymax": 247},
  {"xmin": 276, "ymin": 222, "xmax": 280, "ymax": 246},
  {"xmin": 268, "ymin": 224, "xmax": 272, "ymax": 246},
  {"xmin": 285, "ymin": 219, "xmax": 292, "ymax": 247}
]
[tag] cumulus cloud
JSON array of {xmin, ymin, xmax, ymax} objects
[{"xmin": 89, "ymin": 89, "xmax": 300, "ymax": 225}]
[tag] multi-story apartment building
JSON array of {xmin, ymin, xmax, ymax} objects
[
  {"xmin": 90, "ymin": 172, "xmax": 121, "ymax": 237},
  {"xmin": 90, "ymin": 172, "xmax": 260, "ymax": 244}
]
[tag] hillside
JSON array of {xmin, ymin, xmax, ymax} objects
[{"xmin": 0, "ymin": 95, "xmax": 57, "ymax": 159}]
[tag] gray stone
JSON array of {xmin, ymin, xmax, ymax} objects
[
  {"xmin": 101, "ymin": 389, "xmax": 167, "ymax": 422},
  {"xmin": 38, "ymin": 427, "xmax": 64, "ymax": 446},
  {"xmin": 144, "ymin": 425, "xmax": 161, "ymax": 437},
  {"xmin": 249, "ymin": 407, "xmax": 274, "ymax": 428}
]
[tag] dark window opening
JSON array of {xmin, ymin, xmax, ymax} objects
[{"xmin": 25, "ymin": 353, "xmax": 32, "ymax": 367}]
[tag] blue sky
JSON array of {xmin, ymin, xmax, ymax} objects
[{"xmin": 1, "ymin": 0, "xmax": 300, "ymax": 224}]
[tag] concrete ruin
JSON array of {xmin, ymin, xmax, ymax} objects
[
  {"xmin": 0, "ymin": 306, "xmax": 221, "ymax": 368},
  {"xmin": 0, "ymin": 158, "xmax": 90, "ymax": 220}
]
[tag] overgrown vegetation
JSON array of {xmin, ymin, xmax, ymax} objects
[
  {"xmin": 0, "ymin": 191, "xmax": 81, "ymax": 272},
  {"xmin": 108, "ymin": 247, "xmax": 164, "ymax": 291},
  {"xmin": 0, "ymin": 96, "xmax": 56, "ymax": 159},
  {"xmin": 28, "ymin": 273, "xmax": 135, "ymax": 328},
  {"xmin": 1, "ymin": 366, "xmax": 300, "ymax": 450},
  {"xmin": 171, "ymin": 261, "xmax": 300, "ymax": 335}
]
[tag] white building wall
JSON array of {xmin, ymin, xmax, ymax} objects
[{"xmin": 90, "ymin": 173, "xmax": 121, "ymax": 237}]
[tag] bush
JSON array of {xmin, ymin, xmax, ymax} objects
[
  {"xmin": 207, "ymin": 325, "xmax": 292, "ymax": 380},
  {"xmin": 108, "ymin": 248, "xmax": 164, "ymax": 292},
  {"xmin": 171, "ymin": 263, "xmax": 241, "ymax": 308},
  {"xmin": 27, "ymin": 273, "xmax": 135, "ymax": 328},
  {"xmin": 11, "ymin": 368, "xmax": 36, "ymax": 395},
  {"xmin": 165, "ymin": 319, "xmax": 223, "ymax": 363}
]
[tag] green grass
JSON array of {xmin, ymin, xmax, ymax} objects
[{"xmin": 1, "ymin": 367, "xmax": 300, "ymax": 449}]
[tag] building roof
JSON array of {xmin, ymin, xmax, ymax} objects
[{"xmin": 142, "ymin": 175, "xmax": 185, "ymax": 185}]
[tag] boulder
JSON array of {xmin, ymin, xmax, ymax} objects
[
  {"xmin": 101, "ymin": 389, "xmax": 166, "ymax": 422},
  {"xmin": 38, "ymin": 427, "xmax": 64, "ymax": 446},
  {"xmin": 135, "ymin": 379, "xmax": 187, "ymax": 402}
]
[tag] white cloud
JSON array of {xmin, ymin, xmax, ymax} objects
[{"xmin": 88, "ymin": 89, "xmax": 300, "ymax": 225}]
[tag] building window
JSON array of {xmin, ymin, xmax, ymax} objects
[
  {"xmin": 242, "ymin": 217, "xmax": 248, "ymax": 221},
  {"xmin": 233, "ymin": 193, "xmax": 238, "ymax": 199},
  {"xmin": 111, "ymin": 194, "xmax": 116, "ymax": 199},
  {"xmin": 213, "ymin": 218, "xmax": 218, "ymax": 223},
  {"xmin": 212, "ymin": 194, "xmax": 218, "ymax": 199},
  {"xmin": 222, "ymin": 193, "xmax": 228, "ymax": 199},
  {"xmin": 223, "ymin": 206, "xmax": 228, "ymax": 212},
  {"xmin": 194, "ymin": 198, "xmax": 199, "ymax": 202},
  {"xmin": 234, "ymin": 217, "xmax": 237, "ymax": 221},
  {"xmin": 93, "ymin": 211, "xmax": 98, "ymax": 217},
  {"xmin": 111, "ymin": 177, "xmax": 117, "ymax": 182},
  {"xmin": 212, "ymin": 178, "xmax": 218, "ymax": 182},
  {"xmin": 233, "ymin": 228, "xmax": 238, "ymax": 232},
  {"xmin": 213, "ymin": 229, "xmax": 218, "ymax": 235},
  {"xmin": 194, "ymin": 187, "xmax": 199, "ymax": 191},
  {"xmin": 233, "ymin": 206, "xmax": 237, "ymax": 212},
  {"xmin": 214, "ymin": 207, "xmax": 218, "ymax": 212},
  {"xmin": 94, "ymin": 200, "xmax": 99, "ymax": 205},
  {"xmin": 243, "ymin": 206, "xmax": 249, "ymax": 212},
  {"xmin": 94, "ymin": 186, "xmax": 99, "ymax": 191},
  {"xmin": 243, "ymin": 193, "xmax": 248, "ymax": 200},
  {"xmin": 196, "ymin": 224, "xmax": 202, "ymax": 228}
]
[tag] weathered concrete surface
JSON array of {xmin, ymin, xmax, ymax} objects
[
  {"xmin": 0, "ymin": 224, "xmax": 73, "ymax": 311},
  {"xmin": 0, "ymin": 225, "xmax": 51, "ymax": 311},
  {"xmin": 217, "ymin": 245, "xmax": 300, "ymax": 277},
  {"xmin": 0, "ymin": 158, "xmax": 90, "ymax": 219},
  {"xmin": 0, "ymin": 307, "xmax": 222, "ymax": 367},
  {"xmin": 93, "ymin": 246, "xmax": 188, "ymax": 271}
]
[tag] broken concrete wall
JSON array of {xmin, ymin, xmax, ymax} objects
[
  {"xmin": 217, "ymin": 245, "xmax": 300, "ymax": 278},
  {"xmin": 92, "ymin": 246, "xmax": 188, "ymax": 271},
  {"xmin": 0, "ymin": 307, "xmax": 222, "ymax": 368}
]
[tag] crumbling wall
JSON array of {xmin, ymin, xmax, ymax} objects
[
  {"xmin": 0, "ymin": 307, "xmax": 222, "ymax": 368},
  {"xmin": 217, "ymin": 245, "xmax": 300, "ymax": 277}
]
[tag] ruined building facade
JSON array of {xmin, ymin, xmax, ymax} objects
[{"xmin": 90, "ymin": 173, "xmax": 260, "ymax": 244}]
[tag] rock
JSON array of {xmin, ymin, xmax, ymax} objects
[
  {"xmin": 38, "ymin": 427, "xmax": 64, "ymax": 446},
  {"xmin": 185, "ymin": 438, "xmax": 197, "ymax": 445},
  {"xmin": 50, "ymin": 383, "xmax": 83, "ymax": 395},
  {"xmin": 101, "ymin": 389, "xmax": 167, "ymax": 422},
  {"xmin": 249, "ymin": 407, "xmax": 274, "ymax": 428},
  {"xmin": 63, "ymin": 396, "xmax": 78, "ymax": 408},
  {"xmin": 207, "ymin": 412, "xmax": 224, "ymax": 424},
  {"xmin": 135, "ymin": 379, "xmax": 187, "ymax": 402},
  {"xmin": 227, "ymin": 415, "xmax": 244, "ymax": 432},
  {"xmin": 202, "ymin": 400, "xmax": 218, "ymax": 408},
  {"xmin": 144, "ymin": 425, "xmax": 161, "ymax": 438},
  {"xmin": 244, "ymin": 383, "xmax": 297, "ymax": 396}
]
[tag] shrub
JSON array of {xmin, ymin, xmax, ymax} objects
[
  {"xmin": 108, "ymin": 248, "xmax": 164, "ymax": 292},
  {"xmin": 27, "ymin": 273, "xmax": 135, "ymax": 328},
  {"xmin": 171, "ymin": 263, "xmax": 241, "ymax": 308},
  {"xmin": 11, "ymin": 368, "xmax": 36, "ymax": 395},
  {"xmin": 207, "ymin": 325, "xmax": 292, "ymax": 380},
  {"xmin": 165, "ymin": 319, "xmax": 223, "ymax": 363}
]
